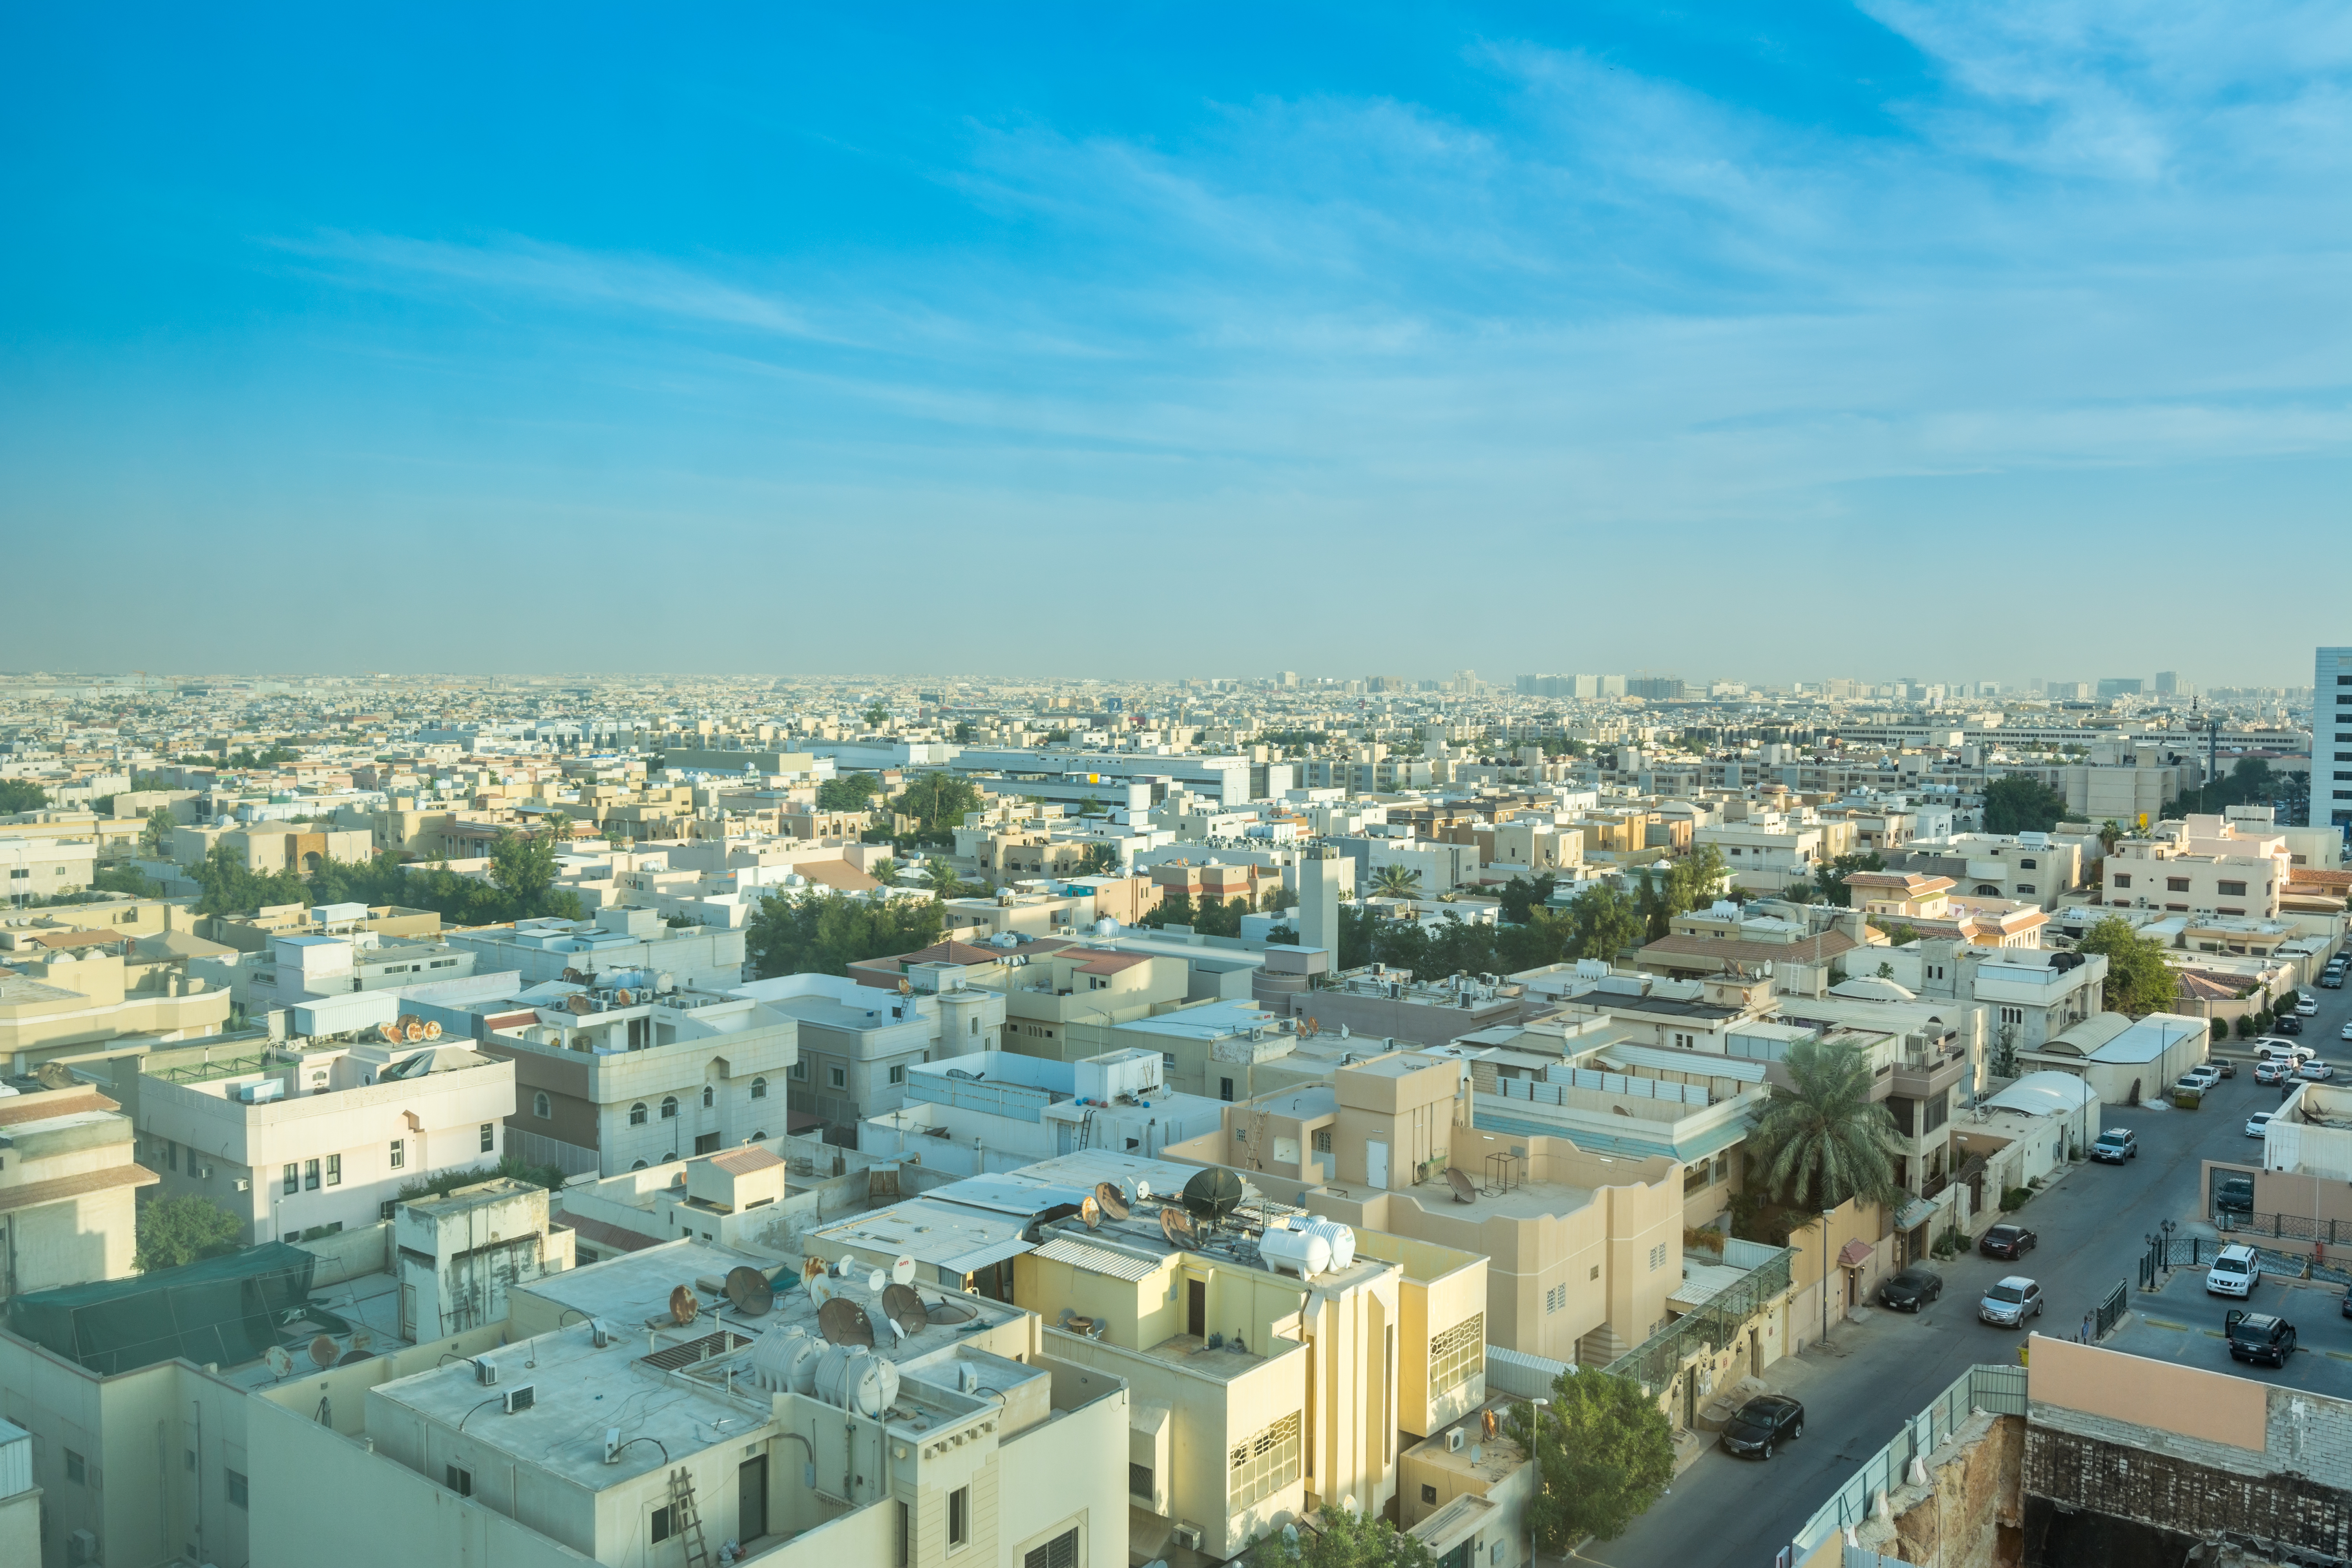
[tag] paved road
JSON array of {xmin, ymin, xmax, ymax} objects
[{"xmin": 1587, "ymin": 972, "xmax": 2352, "ymax": 1568}]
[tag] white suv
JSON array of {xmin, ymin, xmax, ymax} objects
[{"xmin": 2207, "ymin": 1244, "xmax": 2261, "ymax": 1298}]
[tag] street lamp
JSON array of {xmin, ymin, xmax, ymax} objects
[{"xmin": 1820, "ymin": 1207, "xmax": 1836, "ymax": 1349}]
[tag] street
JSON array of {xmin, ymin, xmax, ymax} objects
[{"xmin": 1584, "ymin": 971, "xmax": 2352, "ymax": 1568}]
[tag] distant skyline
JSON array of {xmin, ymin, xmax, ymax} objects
[{"xmin": 3, "ymin": 4, "xmax": 2347, "ymax": 682}]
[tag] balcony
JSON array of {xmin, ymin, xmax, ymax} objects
[{"xmin": 1891, "ymin": 1050, "xmax": 1969, "ymax": 1101}]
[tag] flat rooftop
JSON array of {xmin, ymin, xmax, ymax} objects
[
  {"xmin": 2105, "ymin": 1267, "xmax": 2352, "ymax": 1404},
  {"xmin": 225, "ymin": 1268, "xmax": 410, "ymax": 1392},
  {"xmin": 1397, "ymin": 1169, "xmax": 1597, "ymax": 1223}
]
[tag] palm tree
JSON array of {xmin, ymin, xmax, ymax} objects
[
  {"xmin": 1747, "ymin": 1037, "xmax": 1903, "ymax": 1210},
  {"xmin": 1369, "ymin": 864, "xmax": 1424, "ymax": 902},
  {"xmin": 923, "ymin": 856, "xmax": 963, "ymax": 902},
  {"xmin": 867, "ymin": 857, "xmax": 901, "ymax": 890}
]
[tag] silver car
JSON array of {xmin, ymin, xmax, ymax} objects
[{"xmin": 1979, "ymin": 1276, "xmax": 2043, "ymax": 1327}]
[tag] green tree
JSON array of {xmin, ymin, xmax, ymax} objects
[
  {"xmin": 2074, "ymin": 915, "xmax": 2177, "ymax": 1015},
  {"xmin": 1505, "ymin": 1367, "xmax": 1677, "ymax": 1549},
  {"xmin": 191, "ymin": 840, "xmax": 309, "ymax": 916},
  {"xmin": 1496, "ymin": 873, "xmax": 1558, "ymax": 925},
  {"xmin": 864, "ymin": 701, "xmax": 890, "ymax": 728},
  {"xmin": 0, "ymin": 779, "xmax": 47, "ymax": 814},
  {"xmin": 952, "ymin": 721, "xmax": 975, "ymax": 743},
  {"xmin": 1982, "ymin": 774, "xmax": 2070, "ymax": 835},
  {"xmin": 135, "ymin": 1194, "xmax": 245, "ymax": 1272},
  {"xmin": 93, "ymin": 865, "xmax": 164, "ymax": 899},
  {"xmin": 895, "ymin": 772, "xmax": 983, "ymax": 838},
  {"xmin": 866, "ymin": 857, "xmax": 901, "ymax": 889},
  {"xmin": 1747, "ymin": 1036, "xmax": 1903, "ymax": 1209},
  {"xmin": 1565, "ymin": 882, "xmax": 1644, "ymax": 963},
  {"xmin": 745, "ymin": 887, "xmax": 947, "ymax": 977},
  {"xmin": 1194, "ymin": 896, "xmax": 1245, "ymax": 938},
  {"xmin": 1075, "ymin": 795, "xmax": 1105, "ymax": 817},
  {"xmin": 817, "ymin": 772, "xmax": 880, "ymax": 812},
  {"xmin": 2097, "ymin": 820, "xmax": 2125, "ymax": 854},
  {"xmin": 1368, "ymin": 864, "xmax": 1424, "ymax": 902},
  {"xmin": 137, "ymin": 806, "xmax": 179, "ymax": 858},
  {"xmin": 488, "ymin": 828, "xmax": 566, "ymax": 917},
  {"xmin": 1076, "ymin": 842, "xmax": 1121, "ymax": 877},
  {"xmin": 1813, "ymin": 851, "xmax": 1885, "ymax": 908},
  {"xmin": 1244, "ymin": 1505, "xmax": 1435, "ymax": 1568},
  {"xmin": 920, "ymin": 856, "xmax": 965, "ymax": 902},
  {"xmin": 1142, "ymin": 890, "xmax": 1198, "ymax": 930},
  {"xmin": 1636, "ymin": 845, "xmax": 1730, "ymax": 939}
]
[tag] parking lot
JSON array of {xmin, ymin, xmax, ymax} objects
[{"xmin": 2109, "ymin": 1261, "xmax": 2352, "ymax": 1398}]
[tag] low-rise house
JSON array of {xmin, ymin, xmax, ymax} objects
[{"xmin": 0, "ymin": 1078, "xmax": 157, "ymax": 1299}]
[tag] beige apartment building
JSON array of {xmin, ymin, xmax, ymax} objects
[
  {"xmin": 0, "ymin": 948, "xmax": 232, "ymax": 1073},
  {"xmin": 0, "ymin": 1080, "xmax": 157, "ymax": 1301},
  {"xmin": 125, "ymin": 1036, "xmax": 517, "ymax": 1243},
  {"xmin": 2102, "ymin": 812, "xmax": 2288, "ymax": 920}
]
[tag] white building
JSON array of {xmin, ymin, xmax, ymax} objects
[{"xmin": 2319, "ymin": 646, "xmax": 2351, "ymax": 846}]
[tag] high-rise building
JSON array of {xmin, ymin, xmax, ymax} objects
[
  {"xmin": 2154, "ymin": 671, "xmax": 2178, "ymax": 695},
  {"xmin": 2318, "ymin": 646, "xmax": 2351, "ymax": 842}
]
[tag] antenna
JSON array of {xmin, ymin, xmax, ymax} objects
[
  {"xmin": 1081, "ymin": 1195, "xmax": 1101, "ymax": 1229},
  {"xmin": 891, "ymin": 1255, "xmax": 917, "ymax": 1285},
  {"xmin": 264, "ymin": 1345, "xmax": 294, "ymax": 1379},
  {"xmin": 1161, "ymin": 1206, "xmax": 1197, "ymax": 1249},
  {"xmin": 881, "ymin": 1283, "xmax": 929, "ymax": 1338},
  {"xmin": 309, "ymin": 1334, "xmax": 340, "ymax": 1370},
  {"xmin": 1094, "ymin": 1181, "xmax": 1131, "ymax": 1221},
  {"xmin": 867, "ymin": 1268, "xmax": 888, "ymax": 1295},
  {"xmin": 669, "ymin": 1284, "xmax": 700, "ymax": 1327},
  {"xmin": 818, "ymin": 1296, "xmax": 877, "ymax": 1349},
  {"xmin": 724, "ymin": 1266, "xmax": 774, "ymax": 1317},
  {"xmin": 1444, "ymin": 1167, "xmax": 1476, "ymax": 1205}
]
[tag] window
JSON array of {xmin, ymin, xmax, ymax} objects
[
  {"xmin": 284, "ymin": 1163, "xmax": 299, "ymax": 1195},
  {"xmin": 2220, "ymin": 880, "xmax": 2248, "ymax": 897},
  {"xmin": 949, "ymin": 1486, "xmax": 971, "ymax": 1548},
  {"xmin": 1220, "ymin": 1077, "xmax": 1234, "ymax": 1102},
  {"xmin": 2018, "ymin": 858, "xmax": 2038, "ymax": 870},
  {"xmin": 2113, "ymin": 873, "xmax": 2131, "ymax": 887},
  {"xmin": 1429, "ymin": 1312, "xmax": 1484, "ymax": 1393},
  {"xmin": 389, "ymin": 1139, "xmax": 405, "ymax": 1170},
  {"xmin": 889, "ymin": 1064, "xmax": 906, "ymax": 1085},
  {"xmin": 168, "ymin": 1139, "xmax": 179, "ymax": 1171},
  {"xmin": 66, "ymin": 1448, "xmax": 86, "ymax": 1484},
  {"xmin": 1922, "ymin": 1093, "xmax": 1948, "ymax": 1134},
  {"xmin": 1422, "ymin": 1484, "xmax": 1439, "ymax": 1505},
  {"xmin": 751, "ymin": 1076, "xmax": 767, "ymax": 1099},
  {"xmin": 1312, "ymin": 1129, "xmax": 1332, "ymax": 1153},
  {"xmin": 226, "ymin": 1469, "xmax": 249, "ymax": 1509},
  {"xmin": 1130, "ymin": 1461, "xmax": 1155, "ymax": 1498},
  {"xmin": 702, "ymin": 1085, "xmax": 714, "ymax": 1109},
  {"xmin": 2000, "ymin": 1006, "xmax": 2023, "ymax": 1025},
  {"xmin": 1590, "ymin": 1263, "xmax": 1601, "ymax": 1281},
  {"xmin": 1545, "ymin": 1283, "xmax": 1567, "ymax": 1312},
  {"xmin": 2017, "ymin": 883, "xmax": 2035, "ymax": 895},
  {"xmin": 1648, "ymin": 1242, "xmax": 1667, "ymax": 1271},
  {"xmin": 325, "ymin": 1154, "xmax": 341, "ymax": 1187},
  {"xmin": 828, "ymin": 1066, "xmax": 847, "ymax": 1090},
  {"xmin": 534, "ymin": 1091, "xmax": 552, "ymax": 1119},
  {"xmin": 694, "ymin": 1132, "xmax": 720, "ymax": 1155},
  {"xmin": 480, "ymin": 1122, "xmax": 495, "ymax": 1153},
  {"xmin": 660, "ymin": 1096, "xmax": 679, "ymax": 1120},
  {"xmin": 1024, "ymin": 1531, "xmax": 1079, "ymax": 1568},
  {"xmin": 1228, "ymin": 1410, "xmax": 1304, "ymax": 1508},
  {"xmin": 304, "ymin": 1158, "xmax": 321, "ymax": 1191},
  {"xmin": 789, "ymin": 1061, "xmax": 807, "ymax": 1081},
  {"xmin": 630, "ymin": 1102, "xmax": 648, "ymax": 1125},
  {"xmin": 650, "ymin": 1504, "xmax": 674, "ymax": 1542},
  {"xmin": 446, "ymin": 1465, "xmax": 473, "ymax": 1497}
]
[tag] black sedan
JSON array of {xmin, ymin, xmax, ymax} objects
[
  {"xmin": 1719, "ymin": 1395, "xmax": 1805, "ymax": 1459},
  {"xmin": 2277, "ymin": 1016, "xmax": 2305, "ymax": 1035},
  {"xmin": 1878, "ymin": 1267, "xmax": 1945, "ymax": 1312},
  {"xmin": 1979, "ymin": 1223, "xmax": 2038, "ymax": 1260}
]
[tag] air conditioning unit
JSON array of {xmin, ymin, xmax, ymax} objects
[
  {"xmin": 234, "ymin": 1178, "xmax": 250, "ymax": 1192},
  {"xmin": 198, "ymin": 1165, "xmax": 214, "ymax": 1181},
  {"xmin": 1446, "ymin": 1428, "xmax": 1465, "ymax": 1453},
  {"xmin": 68, "ymin": 1529, "xmax": 98, "ymax": 1564},
  {"xmin": 503, "ymin": 1384, "xmax": 536, "ymax": 1415},
  {"xmin": 1171, "ymin": 1525, "xmax": 1203, "ymax": 1552},
  {"xmin": 473, "ymin": 1356, "xmax": 499, "ymax": 1386}
]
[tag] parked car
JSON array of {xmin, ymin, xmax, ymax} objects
[
  {"xmin": 2208, "ymin": 1244, "xmax": 2262, "ymax": 1298},
  {"xmin": 2297, "ymin": 997, "xmax": 2320, "ymax": 1017},
  {"xmin": 2091, "ymin": 1128, "xmax": 2138, "ymax": 1163},
  {"xmin": 2181, "ymin": 1064, "xmax": 2225, "ymax": 1090},
  {"xmin": 1979, "ymin": 1276, "xmax": 2044, "ymax": 1327},
  {"xmin": 2341, "ymin": 1019, "xmax": 2352, "ymax": 1041},
  {"xmin": 2213, "ymin": 1057, "xmax": 2238, "ymax": 1077},
  {"xmin": 1980, "ymin": 1223, "xmax": 2038, "ymax": 1260},
  {"xmin": 2322, "ymin": 969, "xmax": 2345, "ymax": 989},
  {"xmin": 2275, "ymin": 1016, "xmax": 2305, "ymax": 1035},
  {"xmin": 2255, "ymin": 1060, "xmax": 2292, "ymax": 1085},
  {"xmin": 1719, "ymin": 1395, "xmax": 1805, "ymax": 1459},
  {"xmin": 2297, "ymin": 1059, "xmax": 2336, "ymax": 1081},
  {"xmin": 2256, "ymin": 1038, "xmax": 2315, "ymax": 1063},
  {"xmin": 2248, "ymin": 1110, "xmax": 2278, "ymax": 1139},
  {"xmin": 1878, "ymin": 1267, "xmax": 1945, "ymax": 1312},
  {"xmin": 2226, "ymin": 1309, "xmax": 2297, "ymax": 1367},
  {"xmin": 2215, "ymin": 1175, "xmax": 2255, "ymax": 1215}
]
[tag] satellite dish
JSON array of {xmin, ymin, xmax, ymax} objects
[
  {"xmin": 1181, "ymin": 1166, "xmax": 1245, "ymax": 1224},
  {"xmin": 264, "ymin": 1345, "xmax": 294, "ymax": 1378},
  {"xmin": 1444, "ymin": 1167, "xmax": 1477, "ymax": 1205},
  {"xmin": 882, "ymin": 1283, "xmax": 929, "ymax": 1337},
  {"xmin": 336, "ymin": 1348, "xmax": 375, "ymax": 1367},
  {"xmin": 1134, "ymin": 1181, "xmax": 1152, "ymax": 1201},
  {"xmin": 1094, "ymin": 1181, "xmax": 1131, "ymax": 1221},
  {"xmin": 818, "ymin": 1296, "xmax": 877, "ymax": 1349},
  {"xmin": 669, "ymin": 1284, "xmax": 700, "ymax": 1327},
  {"xmin": 1081, "ymin": 1195, "xmax": 1101, "ymax": 1230},
  {"xmin": 925, "ymin": 1296, "xmax": 979, "ymax": 1324},
  {"xmin": 867, "ymin": 1268, "xmax": 888, "ymax": 1295},
  {"xmin": 725, "ymin": 1266, "xmax": 774, "ymax": 1317},
  {"xmin": 1161, "ymin": 1206, "xmax": 1197, "ymax": 1249},
  {"xmin": 309, "ymin": 1334, "xmax": 340, "ymax": 1370},
  {"xmin": 891, "ymin": 1255, "xmax": 917, "ymax": 1285}
]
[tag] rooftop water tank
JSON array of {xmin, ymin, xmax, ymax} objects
[
  {"xmin": 814, "ymin": 1344, "xmax": 900, "ymax": 1417},
  {"xmin": 752, "ymin": 1326, "xmax": 823, "ymax": 1395},
  {"xmin": 1304, "ymin": 1218, "xmax": 1356, "ymax": 1270},
  {"xmin": 1258, "ymin": 1222, "xmax": 1332, "ymax": 1280}
]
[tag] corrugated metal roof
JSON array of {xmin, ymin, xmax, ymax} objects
[{"xmin": 1030, "ymin": 1235, "xmax": 1161, "ymax": 1281}]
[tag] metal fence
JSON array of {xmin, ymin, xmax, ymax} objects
[
  {"xmin": 506, "ymin": 1127, "xmax": 602, "ymax": 1179},
  {"xmin": 1788, "ymin": 1364, "xmax": 2029, "ymax": 1558},
  {"xmin": 2220, "ymin": 1211, "xmax": 2352, "ymax": 1247},
  {"xmin": 2091, "ymin": 1280, "xmax": 2128, "ymax": 1340},
  {"xmin": 1600, "ymin": 1245, "xmax": 1794, "ymax": 1394},
  {"xmin": 2138, "ymin": 1234, "xmax": 2352, "ymax": 1291}
]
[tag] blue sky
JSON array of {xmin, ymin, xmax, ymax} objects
[{"xmin": 3, "ymin": 3, "xmax": 2347, "ymax": 684}]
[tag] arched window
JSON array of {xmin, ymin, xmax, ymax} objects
[
  {"xmin": 631, "ymin": 1159, "xmax": 648, "ymax": 1171},
  {"xmin": 660, "ymin": 1095, "xmax": 679, "ymax": 1119},
  {"xmin": 701, "ymin": 1085, "xmax": 714, "ymax": 1109},
  {"xmin": 628, "ymin": 1102, "xmax": 648, "ymax": 1126},
  {"xmin": 1975, "ymin": 884, "xmax": 2001, "ymax": 895},
  {"xmin": 751, "ymin": 1076, "xmax": 767, "ymax": 1100},
  {"xmin": 533, "ymin": 1091, "xmax": 552, "ymax": 1119},
  {"xmin": 754, "ymin": 1130, "xmax": 768, "ymax": 1142},
  {"xmin": 2019, "ymin": 858, "xmax": 2038, "ymax": 870}
]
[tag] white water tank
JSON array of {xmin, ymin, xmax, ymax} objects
[
  {"xmin": 1304, "ymin": 1219, "xmax": 1356, "ymax": 1270},
  {"xmin": 752, "ymin": 1327, "xmax": 823, "ymax": 1395},
  {"xmin": 1259, "ymin": 1223, "xmax": 1332, "ymax": 1279},
  {"xmin": 814, "ymin": 1344, "xmax": 901, "ymax": 1417}
]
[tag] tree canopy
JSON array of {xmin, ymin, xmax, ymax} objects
[
  {"xmin": 1635, "ymin": 844, "xmax": 1729, "ymax": 938},
  {"xmin": 1790, "ymin": 850, "xmax": 1885, "ymax": 907},
  {"xmin": 745, "ymin": 887, "xmax": 946, "ymax": 977},
  {"xmin": 1244, "ymin": 1506, "xmax": 1434, "ymax": 1568},
  {"xmin": 894, "ymin": 772, "xmax": 983, "ymax": 840},
  {"xmin": 2074, "ymin": 915, "xmax": 2178, "ymax": 1015},
  {"xmin": 1075, "ymin": 842, "xmax": 1120, "ymax": 876},
  {"xmin": 816, "ymin": 772, "xmax": 880, "ymax": 812},
  {"xmin": 1506, "ymin": 1367, "xmax": 1677, "ymax": 1548},
  {"xmin": 135, "ymin": 1194, "xmax": 245, "ymax": 1272},
  {"xmin": 1747, "ymin": 1035, "xmax": 1903, "ymax": 1210},
  {"xmin": 0, "ymin": 779, "xmax": 48, "ymax": 813},
  {"xmin": 1983, "ymin": 774, "xmax": 2070, "ymax": 835}
]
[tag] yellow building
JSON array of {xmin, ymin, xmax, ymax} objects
[{"xmin": 0, "ymin": 949, "xmax": 232, "ymax": 1071}]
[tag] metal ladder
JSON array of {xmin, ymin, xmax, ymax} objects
[{"xmin": 668, "ymin": 1467, "xmax": 712, "ymax": 1568}]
